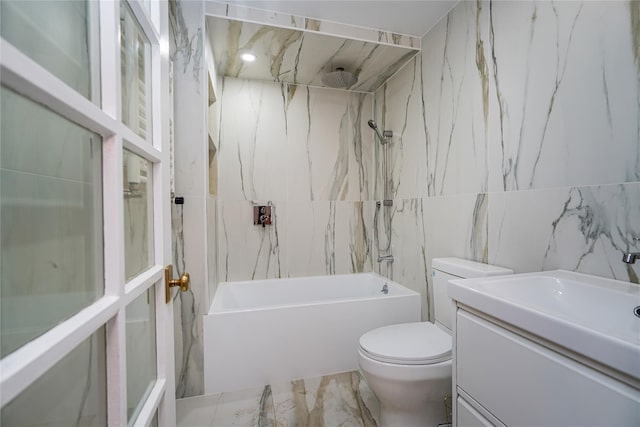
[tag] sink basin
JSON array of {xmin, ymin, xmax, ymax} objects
[{"xmin": 448, "ymin": 270, "xmax": 640, "ymax": 380}]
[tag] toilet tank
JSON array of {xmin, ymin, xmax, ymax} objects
[{"xmin": 432, "ymin": 258, "xmax": 513, "ymax": 332}]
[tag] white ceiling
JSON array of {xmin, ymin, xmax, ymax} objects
[{"xmin": 220, "ymin": 1, "xmax": 459, "ymax": 37}]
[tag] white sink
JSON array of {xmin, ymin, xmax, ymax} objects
[{"xmin": 448, "ymin": 270, "xmax": 640, "ymax": 380}]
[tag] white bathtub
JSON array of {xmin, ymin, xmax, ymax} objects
[{"xmin": 203, "ymin": 273, "xmax": 421, "ymax": 393}]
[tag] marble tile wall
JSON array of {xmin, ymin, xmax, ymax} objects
[
  {"xmin": 374, "ymin": 0, "xmax": 640, "ymax": 323},
  {"xmin": 170, "ymin": 0, "xmax": 207, "ymax": 398},
  {"xmin": 217, "ymin": 77, "xmax": 375, "ymax": 282}
]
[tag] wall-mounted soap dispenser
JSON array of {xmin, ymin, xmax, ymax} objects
[{"xmin": 253, "ymin": 205, "xmax": 272, "ymax": 227}]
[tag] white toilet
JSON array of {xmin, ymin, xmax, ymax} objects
[{"xmin": 358, "ymin": 258, "xmax": 513, "ymax": 427}]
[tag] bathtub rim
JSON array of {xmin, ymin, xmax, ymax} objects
[{"xmin": 208, "ymin": 272, "xmax": 419, "ymax": 315}]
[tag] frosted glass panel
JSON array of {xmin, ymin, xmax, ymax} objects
[
  {"xmin": 0, "ymin": 0, "xmax": 99, "ymax": 102},
  {"xmin": 121, "ymin": 1, "xmax": 151, "ymax": 140},
  {"xmin": 123, "ymin": 149, "xmax": 154, "ymax": 280},
  {"xmin": 126, "ymin": 288, "xmax": 157, "ymax": 425},
  {"xmin": 0, "ymin": 87, "xmax": 103, "ymax": 358},
  {"xmin": 1, "ymin": 327, "xmax": 107, "ymax": 427}
]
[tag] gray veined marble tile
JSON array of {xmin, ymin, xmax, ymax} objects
[
  {"xmin": 488, "ymin": 188, "xmax": 572, "ymax": 275},
  {"xmin": 207, "ymin": 197, "xmax": 219, "ymax": 306},
  {"xmin": 207, "ymin": 16, "xmax": 418, "ymax": 93},
  {"xmin": 205, "ymin": 1, "xmax": 306, "ymax": 31},
  {"xmin": 171, "ymin": 0, "xmax": 208, "ymax": 200},
  {"xmin": 349, "ymin": 92, "xmax": 375, "ymax": 201},
  {"xmin": 218, "ymin": 200, "xmax": 286, "ymax": 282},
  {"xmin": 488, "ymin": 183, "xmax": 640, "ymax": 283},
  {"xmin": 374, "ymin": 55, "xmax": 428, "ymax": 200},
  {"xmin": 420, "ymin": 0, "xmax": 490, "ymax": 197},
  {"xmin": 172, "ymin": 198, "xmax": 206, "ymax": 398},
  {"xmin": 177, "ymin": 393, "xmax": 222, "ymax": 427},
  {"xmin": 423, "ymin": 192, "xmax": 489, "ymax": 266},
  {"xmin": 486, "ymin": 0, "xmax": 640, "ymax": 191},
  {"xmin": 176, "ymin": 372, "xmax": 379, "ymax": 427},
  {"xmin": 470, "ymin": 193, "xmax": 489, "ymax": 264},
  {"xmin": 171, "ymin": 0, "xmax": 211, "ymax": 400},
  {"xmin": 218, "ymin": 78, "xmax": 288, "ymax": 202},
  {"xmin": 220, "ymin": 77, "xmax": 374, "ymax": 204},
  {"xmin": 270, "ymin": 372, "xmax": 379, "ymax": 427},
  {"xmin": 286, "ymin": 86, "xmax": 352, "ymax": 201},
  {"xmin": 349, "ymin": 201, "xmax": 374, "ymax": 275},
  {"xmin": 207, "ymin": 386, "xmax": 276, "ymax": 427},
  {"xmin": 170, "ymin": 0, "xmax": 203, "ymax": 85},
  {"xmin": 375, "ymin": 198, "xmax": 430, "ymax": 321},
  {"xmin": 422, "ymin": 193, "xmax": 489, "ymax": 321},
  {"xmin": 287, "ymin": 201, "xmax": 373, "ymax": 278},
  {"xmin": 205, "ymin": 1, "xmax": 420, "ymax": 49},
  {"xmin": 632, "ymin": 1, "xmax": 640, "ymax": 74},
  {"xmin": 542, "ymin": 184, "xmax": 640, "ymax": 283},
  {"xmin": 286, "ymin": 85, "xmax": 374, "ymax": 202}
]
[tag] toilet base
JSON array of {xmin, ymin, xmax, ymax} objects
[
  {"xmin": 358, "ymin": 352, "xmax": 452, "ymax": 427},
  {"xmin": 358, "ymin": 333, "xmax": 453, "ymax": 427},
  {"xmin": 380, "ymin": 399, "xmax": 448, "ymax": 427},
  {"xmin": 376, "ymin": 380, "xmax": 450, "ymax": 427}
]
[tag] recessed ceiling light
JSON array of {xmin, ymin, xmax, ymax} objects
[{"xmin": 241, "ymin": 53, "xmax": 256, "ymax": 62}]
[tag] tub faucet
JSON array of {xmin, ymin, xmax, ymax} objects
[
  {"xmin": 622, "ymin": 252, "xmax": 640, "ymax": 264},
  {"xmin": 381, "ymin": 284, "xmax": 389, "ymax": 294},
  {"xmin": 377, "ymin": 255, "xmax": 394, "ymax": 263}
]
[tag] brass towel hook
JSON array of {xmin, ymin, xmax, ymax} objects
[{"xmin": 165, "ymin": 265, "xmax": 190, "ymax": 303}]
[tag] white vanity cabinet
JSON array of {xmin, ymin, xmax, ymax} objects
[{"xmin": 451, "ymin": 307, "xmax": 640, "ymax": 426}]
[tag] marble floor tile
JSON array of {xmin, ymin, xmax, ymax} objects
[
  {"xmin": 271, "ymin": 372, "xmax": 379, "ymax": 427},
  {"xmin": 177, "ymin": 371, "xmax": 379, "ymax": 427},
  {"xmin": 176, "ymin": 392, "xmax": 222, "ymax": 427},
  {"xmin": 212, "ymin": 386, "xmax": 277, "ymax": 427}
]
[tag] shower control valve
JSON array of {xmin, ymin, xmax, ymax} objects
[{"xmin": 253, "ymin": 205, "xmax": 273, "ymax": 228}]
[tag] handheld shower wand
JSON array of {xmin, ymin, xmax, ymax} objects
[
  {"xmin": 367, "ymin": 120, "xmax": 392, "ymax": 144},
  {"xmin": 368, "ymin": 120, "xmax": 385, "ymax": 143}
]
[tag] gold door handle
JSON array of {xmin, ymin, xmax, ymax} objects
[{"xmin": 165, "ymin": 265, "xmax": 190, "ymax": 303}]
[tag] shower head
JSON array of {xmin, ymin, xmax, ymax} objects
[
  {"xmin": 367, "ymin": 119, "xmax": 392, "ymax": 144},
  {"xmin": 322, "ymin": 67, "xmax": 357, "ymax": 89}
]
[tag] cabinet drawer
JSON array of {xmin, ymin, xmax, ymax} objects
[
  {"xmin": 456, "ymin": 310, "xmax": 640, "ymax": 426},
  {"xmin": 457, "ymin": 396, "xmax": 499, "ymax": 427}
]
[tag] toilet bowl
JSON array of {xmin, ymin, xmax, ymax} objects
[
  {"xmin": 358, "ymin": 258, "xmax": 513, "ymax": 427},
  {"xmin": 358, "ymin": 322, "xmax": 452, "ymax": 427}
]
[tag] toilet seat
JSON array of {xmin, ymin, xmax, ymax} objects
[{"xmin": 359, "ymin": 322, "xmax": 451, "ymax": 365}]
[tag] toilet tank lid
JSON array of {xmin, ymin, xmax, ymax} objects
[{"xmin": 432, "ymin": 257, "xmax": 513, "ymax": 279}]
